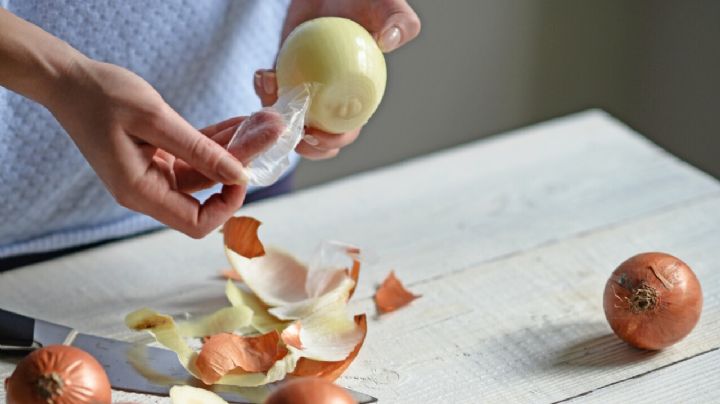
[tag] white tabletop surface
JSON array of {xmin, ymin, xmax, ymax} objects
[{"xmin": 2, "ymin": 110, "xmax": 719, "ymax": 403}]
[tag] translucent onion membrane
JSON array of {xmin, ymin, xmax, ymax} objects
[{"xmin": 125, "ymin": 216, "xmax": 367, "ymax": 387}]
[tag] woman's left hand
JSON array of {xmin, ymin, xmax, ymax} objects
[{"xmin": 254, "ymin": 0, "xmax": 421, "ymax": 160}]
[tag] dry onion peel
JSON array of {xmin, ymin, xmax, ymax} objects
[
  {"xmin": 126, "ymin": 308, "xmax": 300, "ymax": 387},
  {"xmin": 169, "ymin": 385, "xmax": 229, "ymax": 404},
  {"xmin": 267, "ymin": 276, "xmax": 355, "ymax": 321},
  {"xmin": 212, "ymin": 348, "xmax": 300, "ymax": 387},
  {"xmin": 220, "ymin": 269, "xmax": 242, "ymax": 282},
  {"xmin": 374, "ymin": 271, "xmax": 421, "ymax": 314},
  {"xmin": 176, "ymin": 306, "xmax": 253, "ymax": 338},
  {"xmin": 280, "ymin": 302, "xmax": 363, "ymax": 362},
  {"xmin": 224, "ymin": 230, "xmax": 361, "ymax": 321},
  {"xmin": 291, "ymin": 315, "xmax": 367, "ymax": 382},
  {"xmin": 226, "ymin": 247, "xmax": 310, "ymax": 308},
  {"xmin": 195, "ymin": 331, "xmax": 286, "ymax": 384},
  {"xmin": 225, "ymin": 280, "xmax": 289, "ymax": 333},
  {"xmin": 223, "ymin": 250, "xmax": 357, "ymax": 320},
  {"xmin": 126, "ymin": 216, "xmax": 368, "ymax": 388},
  {"xmin": 223, "ymin": 216, "xmax": 265, "ymax": 259},
  {"xmin": 125, "ymin": 309, "xmax": 200, "ymax": 377}
]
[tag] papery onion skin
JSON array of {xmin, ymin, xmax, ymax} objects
[
  {"xmin": 265, "ymin": 377, "xmax": 356, "ymax": 404},
  {"xmin": 603, "ymin": 252, "xmax": 703, "ymax": 350},
  {"xmin": 5, "ymin": 345, "xmax": 112, "ymax": 404}
]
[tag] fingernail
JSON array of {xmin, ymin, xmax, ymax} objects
[
  {"xmin": 379, "ymin": 26, "xmax": 402, "ymax": 52},
  {"xmin": 262, "ymin": 71, "xmax": 277, "ymax": 95},
  {"xmin": 219, "ymin": 156, "xmax": 249, "ymax": 184},
  {"xmin": 304, "ymin": 135, "xmax": 320, "ymax": 146},
  {"xmin": 254, "ymin": 72, "xmax": 262, "ymax": 91}
]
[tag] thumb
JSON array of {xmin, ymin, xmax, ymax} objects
[
  {"xmin": 375, "ymin": 0, "xmax": 422, "ymax": 52},
  {"xmin": 174, "ymin": 110, "xmax": 284, "ymax": 193},
  {"xmin": 227, "ymin": 109, "xmax": 285, "ymax": 164}
]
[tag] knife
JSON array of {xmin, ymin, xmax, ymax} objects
[{"xmin": 0, "ymin": 308, "xmax": 377, "ymax": 403}]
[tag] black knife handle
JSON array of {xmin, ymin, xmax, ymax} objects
[{"xmin": 0, "ymin": 308, "xmax": 35, "ymax": 347}]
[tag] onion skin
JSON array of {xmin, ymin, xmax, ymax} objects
[
  {"xmin": 603, "ymin": 252, "xmax": 703, "ymax": 350},
  {"xmin": 265, "ymin": 377, "xmax": 356, "ymax": 404},
  {"xmin": 5, "ymin": 345, "xmax": 112, "ymax": 404}
]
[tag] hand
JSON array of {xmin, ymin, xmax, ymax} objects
[
  {"xmin": 47, "ymin": 58, "xmax": 284, "ymax": 238},
  {"xmin": 254, "ymin": 0, "xmax": 421, "ymax": 160}
]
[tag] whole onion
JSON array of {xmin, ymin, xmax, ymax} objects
[
  {"xmin": 5, "ymin": 345, "xmax": 112, "ymax": 404},
  {"xmin": 603, "ymin": 252, "xmax": 703, "ymax": 350},
  {"xmin": 265, "ymin": 377, "xmax": 356, "ymax": 404}
]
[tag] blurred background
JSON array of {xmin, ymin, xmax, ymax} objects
[{"xmin": 294, "ymin": 0, "xmax": 720, "ymax": 188}]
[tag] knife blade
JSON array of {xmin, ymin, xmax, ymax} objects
[{"xmin": 0, "ymin": 308, "xmax": 377, "ymax": 403}]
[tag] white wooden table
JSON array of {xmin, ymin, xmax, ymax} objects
[{"xmin": 2, "ymin": 110, "xmax": 719, "ymax": 403}]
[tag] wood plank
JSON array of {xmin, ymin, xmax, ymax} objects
[
  {"xmin": 1, "ymin": 111, "xmax": 719, "ymax": 403},
  {"xmin": 0, "ymin": 111, "xmax": 716, "ymax": 332},
  {"xmin": 330, "ymin": 195, "xmax": 720, "ymax": 403},
  {"xmin": 570, "ymin": 348, "xmax": 720, "ymax": 403}
]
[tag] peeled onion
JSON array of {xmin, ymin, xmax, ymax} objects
[
  {"xmin": 264, "ymin": 377, "xmax": 356, "ymax": 404},
  {"xmin": 603, "ymin": 252, "xmax": 703, "ymax": 350},
  {"xmin": 276, "ymin": 17, "xmax": 387, "ymax": 134},
  {"xmin": 4, "ymin": 345, "xmax": 111, "ymax": 404}
]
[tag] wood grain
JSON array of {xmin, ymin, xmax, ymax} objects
[{"xmin": 1, "ymin": 110, "xmax": 718, "ymax": 403}]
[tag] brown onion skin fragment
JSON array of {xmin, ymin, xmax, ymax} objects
[
  {"xmin": 265, "ymin": 377, "xmax": 356, "ymax": 404},
  {"xmin": 603, "ymin": 252, "xmax": 703, "ymax": 350}
]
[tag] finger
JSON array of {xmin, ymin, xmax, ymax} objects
[
  {"xmin": 175, "ymin": 110, "xmax": 285, "ymax": 193},
  {"xmin": 302, "ymin": 127, "xmax": 362, "ymax": 151},
  {"xmin": 172, "ymin": 124, "xmax": 242, "ymax": 193},
  {"xmin": 295, "ymin": 141, "xmax": 340, "ymax": 160},
  {"xmin": 139, "ymin": 106, "xmax": 249, "ymax": 185},
  {"xmin": 200, "ymin": 116, "xmax": 245, "ymax": 137},
  {"xmin": 226, "ymin": 109, "xmax": 285, "ymax": 161},
  {"xmin": 375, "ymin": 0, "xmax": 422, "ymax": 52},
  {"xmin": 208, "ymin": 122, "xmax": 242, "ymax": 149},
  {"xmin": 254, "ymin": 69, "xmax": 278, "ymax": 107},
  {"xmin": 128, "ymin": 162, "xmax": 247, "ymax": 238}
]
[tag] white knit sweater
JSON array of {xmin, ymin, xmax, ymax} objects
[{"xmin": 0, "ymin": 0, "xmax": 293, "ymax": 257}]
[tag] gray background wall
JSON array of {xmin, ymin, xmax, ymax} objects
[{"xmin": 294, "ymin": 0, "xmax": 719, "ymax": 188}]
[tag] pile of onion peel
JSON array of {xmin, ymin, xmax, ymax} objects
[
  {"xmin": 264, "ymin": 377, "xmax": 357, "ymax": 404},
  {"xmin": 603, "ymin": 252, "xmax": 703, "ymax": 350},
  {"xmin": 125, "ymin": 216, "xmax": 367, "ymax": 387},
  {"xmin": 374, "ymin": 271, "xmax": 421, "ymax": 314},
  {"xmin": 4, "ymin": 345, "xmax": 111, "ymax": 404}
]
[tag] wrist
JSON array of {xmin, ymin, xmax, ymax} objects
[
  {"xmin": 34, "ymin": 43, "xmax": 91, "ymax": 110},
  {"xmin": 0, "ymin": 8, "xmax": 90, "ymax": 109}
]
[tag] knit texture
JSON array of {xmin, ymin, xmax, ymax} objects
[{"xmin": 0, "ymin": 0, "xmax": 293, "ymax": 257}]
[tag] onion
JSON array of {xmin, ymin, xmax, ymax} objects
[
  {"xmin": 276, "ymin": 17, "xmax": 387, "ymax": 134},
  {"xmin": 374, "ymin": 271, "xmax": 420, "ymax": 314},
  {"xmin": 603, "ymin": 252, "xmax": 703, "ymax": 350},
  {"xmin": 5, "ymin": 345, "xmax": 111, "ymax": 404},
  {"xmin": 265, "ymin": 377, "xmax": 356, "ymax": 404}
]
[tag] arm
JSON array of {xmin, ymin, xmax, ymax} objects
[
  {"xmin": 0, "ymin": 9, "xmax": 281, "ymax": 238},
  {"xmin": 0, "ymin": 8, "xmax": 80, "ymax": 106}
]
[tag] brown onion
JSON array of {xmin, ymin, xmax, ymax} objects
[
  {"xmin": 5, "ymin": 345, "xmax": 112, "ymax": 404},
  {"xmin": 265, "ymin": 377, "xmax": 356, "ymax": 404},
  {"xmin": 603, "ymin": 252, "xmax": 703, "ymax": 350}
]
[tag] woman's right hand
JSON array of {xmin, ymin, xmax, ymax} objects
[{"xmin": 46, "ymin": 58, "xmax": 284, "ymax": 238}]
